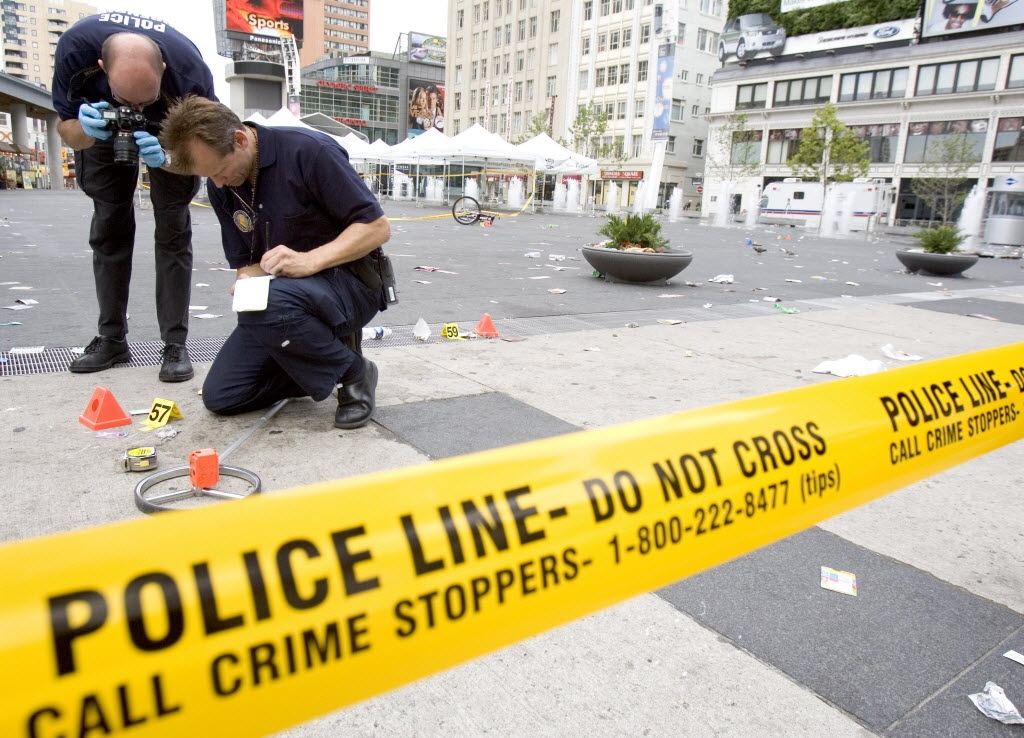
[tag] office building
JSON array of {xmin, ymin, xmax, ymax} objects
[{"xmin": 1, "ymin": 0, "xmax": 95, "ymax": 89}]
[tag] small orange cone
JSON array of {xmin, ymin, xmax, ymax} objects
[
  {"xmin": 78, "ymin": 386, "xmax": 131, "ymax": 430},
  {"xmin": 474, "ymin": 313, "xmax": 499, "ymax": 338}
]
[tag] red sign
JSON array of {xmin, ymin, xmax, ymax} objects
[
  {"xmin": 334, "ymin": 117, "xmax": 368, "ymax": 127},
  {"xmin": 601, "ymin": 170, "xmax": 643, "ymax": 180},
  {"xmin": 696, "ymin": 185, "xmax": 704, "ymax": 193},
  {"xmin": 562, "ymin": 175, "xmax": 582, "ymax": 182},
  {"xmin": 317, "ymin": 79, "xmax": 378, "ymax": 94}
]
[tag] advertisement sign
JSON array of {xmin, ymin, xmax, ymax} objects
[
  {"xmin": 225, "ymin": 0, "xmax": 304, "ymax": 41},
  {"xmin": 782, "ymin": 18, "xmax": 916, "ymax": 54},
  {"xmin": 720, "ymin": 16, "xmax": 915, "ymax": 64},
  {"xmin": 921, "ymin": 0, "xmax": 1024, "ymax": 38},
  {"xmin": 651, "ymin": 43, "xmax": 674, "ymax": 142},
  {"xmin": 408, "ymin": 78, "xmax": 445, "ymax": 138},
  {"xmin": 601, "ymin": 170, "xmax": 644, "ymax": 179},
  {"xmin": 409, "ymin": 31, "xmax": 446, "ymax": 66}
]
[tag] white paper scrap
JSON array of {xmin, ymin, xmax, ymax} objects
[
  {"xmin": 9, "ymin": 346, "xmax": 44, "ymax": 354},
  {"xmin": 820, "ymin": 567, "xmax": 857, "ymax": 596},
  {"xmin": 813, "ymin": 355, "xmax": 886, "ymax": 377},
  {"xmin": 1005, "ymin": 650, "xmax": 1024, "ymax": 667},
  {"xmin": 881, "ymin": 343, "xmax": 922, "ymax": 362}
]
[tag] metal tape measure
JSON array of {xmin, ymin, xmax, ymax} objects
[{"xmin": 123, "ymin": 446, "xmax": 158, "ymax": 472}]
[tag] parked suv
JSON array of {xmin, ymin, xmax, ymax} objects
[{"xmin": 718, "ymin": 13, "xmax": 787, "ymax": 62}]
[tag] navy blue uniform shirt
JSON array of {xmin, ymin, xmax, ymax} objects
[
  {"xmin": 208, "ymin": 124, "xmax": 385, "ymax": 269},
  {"xmin": 51, "ymin": 12, "xmax": 216, "ymax": 131}
]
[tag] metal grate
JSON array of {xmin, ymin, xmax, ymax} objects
[{"xmin": 4, "ymin": 285, "xmax": 1022, "ymax": 377}]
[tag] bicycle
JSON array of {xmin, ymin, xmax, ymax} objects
[{"xmin": 452, "ymin": 196, "xmax": 500, "ymax": 225}]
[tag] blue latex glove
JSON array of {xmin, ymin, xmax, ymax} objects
[
  {"xmin": 78, "ymin": 101, "xmax": 112, "ymax": 140},
  {"xmin": 133, "ymin": 130, "xmax": 166, "ymax": 169}
]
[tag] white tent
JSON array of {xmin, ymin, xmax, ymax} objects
[
  {"xmin": 381, "ymin": 127, "xmax": 455, "ymax": 164},
  {"xmin": 449, "ymin": 124, "xmax": 537, "ymax": 164},
  {"xmin": 516, "ymin": 132, "xmax": 598, "ymax": 175},
  {"xmin": 264, "ymin": 108, "xmax": 320, "ymax": 131},
  {"xmin": 244, "ymin": 111, "xmax": 269, "ymax": 125}
]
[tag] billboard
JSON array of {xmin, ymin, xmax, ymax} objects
[
  {"xmin": 651, "ymin": 42, "xmax": 674, "ymax": 141},
  {"xmin": 409, "ymin": 32, "xmax": 446, "ymax": 66},
  {"xmin": 407, "ymin": 79, "xmax": 445, "ymax": 138},
  {"xmin": 225, "ymin": 0, "xmax": 304, "ymax": 42},
  {"xmin": 720, "ymin": 16, "xmax": 916, "ymax": 64},
  {"xmin": 921, "ymin": 0, "xmax": 1024, "ymax": 38}
]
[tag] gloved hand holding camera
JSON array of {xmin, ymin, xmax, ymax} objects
[
  {"xmin": 133, "ymin": 130, "xmax": 167, "ymax": 169},
  {"xmin": 77, "ymin": 101, "xmax": 112, "ymax": 140}
]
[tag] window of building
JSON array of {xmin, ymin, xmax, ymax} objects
[
  {"xmin": 582, "ymin": 37, "xmax": 591, "ymax": 55},
  {"xmin": 549, "ymin": 43, "xmax": 558, "ymax": 65},
  {"xmin": 601, "ymin": 0, "xmax": 610, "ymax": 15},
  {"xmin": 904, "ymin": 120, "xmax": 987, "ymax": 162},
  {"xmin": 580, "ymin": 69, "xmax": 590, "ymax": 88},
  {"xmin": 518, "ymin": 19, "xmax": 525, "ymax": 40},
  {"xmin": 1009, "ymin": 55, "xmax": 1024, "ymax": 88},
  {"xmin": 620, "ymin": 63, "xmax": 630, "ymax": 84},
  {"xmin": 470, "ymin": 90, "xmax": 477, "ymax": 108},
  {"xmin": 456, "ymin": 38, "xmax": 463, "ymax": 55},
  {"xmin": 456, "ymin": 64, "xmax": 463, "ymax": 83},
  {"xmin": 473, "ymin": 4, "xmax": 480, "ymax": 22},
  {"xmin": 530, "ymin": 16, "xmax": 537, "ymax": 37},
  {"xmin": 916, "ymin": 58, "xmax": 998, "ymax": 96},
  {"xmin": 595, "ymin": 67, "xmax": 606, "ymax": 86},
  {"xmin": 454, "ymin": 92, "xmax": 462, "ymax": 111},
  {"xmin": 453, "ymin": 119, "xmax": 462, "ymax": 134},
  {"xmin": 607, "ymin": 65, "xmax": 618, "ymax": 85},
  {"xmin": 503, "ymin": 53, "xmax": 511, "ymax": 73},
  {"xmin": 551, "ymin": 10, "xmax": 560, "ymax": 32},
  {"xmin": 666, "ymin": 136, "xmax": 676, "ymax": 153},
  {"xmin": 618, "ymin": 100, "xmax": 627, "ymax": 118},
  {"xmin": 526, "ymin": 79, "xmax": 535, "ymax": 99},
  {"xmin": 774, "ymin": 75, "xmax": 832, "ymax": 107},
  {"xmin": 638, "ymin": 59, "xmax": 648, "ymax": 82},
  {"xmin": 671, "ymin": 99, "xmax": 684, "ymax": 120},
  {"xmin": 517, "ymin": 50, "xmax": 525, "ymax": 70},
  {"xmin": 494, "ymin": 25, "xmax": 501, "ymax": 47},
  {"xmin": 993, "ymin": 117, "xmax": 1024, "ymax": 161},
  {"xmin": 493, "ymin": 57, "xmax": 500, "ymax": 75},
  {"xmin": 690, "ymin": 103, "xmax": 699, "ymax": 116},
  {"xmin": 623, "ymin": 28, "xmax": 632, "ymax": 46},
  {"xmin": 482, "ymin": 29, "xmax": 488, "ymax": 47},
  {"xmin": 635, "ymin": 98, "xmax": 645, "ymax": 117},
  {"xmin": 696, "ymin": 28, "xmax": 718, "ymax": 53},
  {"xmin": 472, "ymin": 32, "xmax": 480, "ymax": 52},
  {"xmin": 613, "ymin": 0, "xmax": 623, "ymax": 11},
  {"xmin": 632, "ymin": 134, "xmax": 643, "ymax": 157},
  {"xmin": 640, "ymin": 23, "xmax": 650, "ymax": 43},
  {"xmin": 598, "ymin": 33, "xmax": 607, "ymax": 52},
  {"xmin": 729, "ymin": 130, "xmax": 762, "ymax": 164},
  {"xmin": 496, "ymin": 0, "xmax": 502, "ymax": 17},
  {"xmin": 528, "ymin": 48, "xmax": 536, "ymax": 68},
  {"xmin": 610, "ymin": 30, "xmax": 620, "ymax": 49},
  {"xmin": 513, "ymin": 111, "xmax": 523, "ymax": 133},
  {"xmin": 584, "ymin": 0, "xmax": 593, "ymax": 20},
  {"xmin": 505, "ymin": 23, "xmax": 512, "ymax": 43},
  {"xmin": 692, "ymin": 138, "xmax": 704, "ymax": 156},
  {"xmin": 547, "ymin": 76, "xmax": 557, "ymax": 96},
  {"xmin": 677, "ymin": 22, "xmax": 686, "ymax": 44},
  {"xmin": 491, "ymin": 114, "xmax": 498, "ymax": 130},
  {"xmin": 457, "ymin": 9, "xmax": 464, "ymax": 28},
  {"xmin": 736, "ymin": 82, "xmax": 767, "ymax": 110},
  {"xmin": 848, "ymin": 123, "xmax": 899, "ymax": 163},
  {"xmin": 483, "ymin": 2, "xmax": 490, "ymax": 20},
  {"xmin": 515, "ymin": 81, "xmax": 523, "ymax": 101},
  {"xmin": 839, "ymin": 68, "xmax": 908, "ymax": 101},
  {"xmin": 605, "ymin": 102, "xmax": 615, "ymax": 117}
]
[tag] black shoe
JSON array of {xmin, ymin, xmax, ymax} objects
[
  {"xmin": 334, "ymin": 358, "xmax": 378, "ymax": 429},
  {"xmin": 159, "ymin": 343, "xmax": 194, "ymax": 383},
  {"xmin": 68, "ymin": 336, "xmax": 131, "ymax": 373}
]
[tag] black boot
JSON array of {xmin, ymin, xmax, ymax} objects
[
  {"xmin": 159, "ymin": 343, "xmax": 194, "ymax": 382},
  {"xmin": 335, "ymin": 358, "xmax": 378, "ymax": 429},
  {"xmin": 68, "ymin": 336, "xmax": 131, "ymax": 373}
]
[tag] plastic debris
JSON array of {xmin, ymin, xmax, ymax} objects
[
  {"xmin": 548, "ymin": 288, "xmax": 566, "ymax": 294},
  {"xmin": 1005, "ymin": 650, "xmax": 1024, "ymax": 667},
  {"xmin": 625, "ymin": 322, "xmax": 639, "ymax": 328},
  {"xmin": 414, "ymin": 265, "xmax": 439, "ymax": 272},
  {"xmin": 763, "ymin": 296, "xmax": 781, "ymax": 302},
  {"xmin": 15, "ymin": 298, "xmax": 38, "ymax": 305},
  {"xmin": 813, "ymin": 355, "xmax": 885, "ymax": 377},
  {"xmin": 845, "ymin": 281, "xmax": 860, "ymax": 286},
  {"xmin": 194, "ymin": 313, "xmax": 222, "ymax": 319},
  {"xmin": 820, "ymin": 567, "xmax": 857, "ymax": 596},
  {"xmin": 0, "ymin": 321, "xmax": 22, "ymax": 326},
  {"xmin": 781, "ymin": 248, "xmax": 796, "ymax": 256},
  {"xmin": 881, "ymin": 344, "xmax": 922, "ymax": 361},
  {"xmin": 967, "ymin": 313, "xmax": 1001, "ymax": 321},
  {"xmin": 968, "ymin": 682, "xmax": 1024, "ymax": 725},
  {"xmin": 702, "ymin": 303, "xmax": 713, "ymax": 309},
  {"xmin": 657, "ymin": 319, "xmax": 683, "ymax": 325},
  {"xmin": 413, "ymin": 280, "xmax": 431, "ymax": 284},
  {"xmin": 785, "ymin": 278, "xmax": 802, "ymax": 283},
  {"xmin": 658, "ymin": 294, "xmax": 687, "ymax": 298},
  {"xmin": 94, "ymin": 429, "xmax": 130, "ymax": 438},
  {"xmin": 156, "ymin": 425, "xmax": 178, "ymax": 440},
  {"xmin": 774, "ymin": 304, "xmax": 799, "ymax": 314},
  {"xmin": 9, "ymin": 346, "xmax": 43, "ymax": 354},
  {"xmin": 548, "ymin": 254, "xmax": 566, "ymax": 261},
  {"xmin": 413, "ymin": 317, "xmax": 431, "ymax": 341},
  {"xmin": 709, "ymin": 274, "xmax": 734, "ymax": 284},
  {"xmin": 524, "ymin": 251, "xmax": 541, "ymax": 258},
  {"xmin": 529, "ymin": 275, "xmax": 551, "ymax": 279},
  {"xmin": 583, "ymin": 346, "xmax": 601, "ymax": 351}
]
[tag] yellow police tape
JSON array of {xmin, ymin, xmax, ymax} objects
[{"xmin": 2, "ymin": 344, "xmax": 1022, "ymax": 737}]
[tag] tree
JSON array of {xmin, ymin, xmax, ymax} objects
[
  {"xmin": 563, "ymin": 106, "xmax": 609, "ymax": 157},
  {"xmin": 511, "ymin": 111, "xmax": 552, "ymax": 145},
  {"xmin": 705, "ymin": 113, "xmax": 764, "ymax": 184},
  {"xmin": 787, "ymin": 103, "xmax": 869, "ymax": 188},
  {"xmin": 911, "ymin": 134, "xmax": 978, "ymax": 224}
]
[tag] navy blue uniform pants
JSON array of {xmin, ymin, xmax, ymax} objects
[
  {"xmin": 203, "ymin": 266, "xmax": 379, "ymax": 415},
  {"xmin": 76, "ymin": 139, "xmax": 200, "ymax": 344}
]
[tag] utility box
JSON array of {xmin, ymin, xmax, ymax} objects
[{"xmin": 984, "ymin": 176, "xmax": 1024, "ymax": 247}]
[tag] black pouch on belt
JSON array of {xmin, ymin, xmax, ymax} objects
[{"xmin": 347, "ymin": 247, "xmax": 398, "ymax": 305}]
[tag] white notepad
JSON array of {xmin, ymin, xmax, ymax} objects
[{"xmin": 232, "ymin": 275, "xmax": 273, "ymax": 312}]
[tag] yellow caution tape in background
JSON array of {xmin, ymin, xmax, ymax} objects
[{"xmin": 2, "ymin": 344, "xmax": 1022, "ymax": 737}]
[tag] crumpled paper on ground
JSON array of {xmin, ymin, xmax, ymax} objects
[
  {"xmin": 881, "ymin": 343, "xmax": 922, "ymax": 361},
  {"xmin": 812, "ymin": 355, "xmax": 886, "ymax": 377},
  {"xmin": 968, "ymin": 682, "xmax": 1024, "ymax": 725}
]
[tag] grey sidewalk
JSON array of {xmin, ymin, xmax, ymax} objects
[{"xmin": 1, "ymin": 191, "xmax": 1023, "ymax": 736}]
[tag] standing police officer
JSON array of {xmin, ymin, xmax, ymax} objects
[{"xmin": 52, "ymin": 12, "xmax": 217, "ymax": 381}]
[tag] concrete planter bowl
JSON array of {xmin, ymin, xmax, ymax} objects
[
  {"xmin": 581, "ymin": 245, "xmax": 694, "ymax": 285},
  {"xmin": 895, "ymin": 249, "xmax": 979, "ymax": 277}
]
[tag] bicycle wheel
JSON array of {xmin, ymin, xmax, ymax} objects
[{"xmin": 452, "ymin": 196, "xmax": 481, "ymax": 225}]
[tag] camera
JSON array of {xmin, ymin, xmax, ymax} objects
[{"xmin": 101, "ymin": 106, "xmax": 148, "ymax": 166}]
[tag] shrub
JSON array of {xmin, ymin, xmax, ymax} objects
[
  {"xmin": 596, "ymin": 213, "xmax": 670, "ymax": 252},
  {"xmin": 911, "ymin": 225, "xmax": 965, "ymax": 254}
]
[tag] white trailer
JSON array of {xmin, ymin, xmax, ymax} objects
[{"xmin": 758, "ymin": 178, "xmax": 894, "ymax": 231}]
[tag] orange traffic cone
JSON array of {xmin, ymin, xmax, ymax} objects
[
  {"xmin": 78, "ymin": 386, "xmax": 131, "ymax": 430},
  {"xmin": 474, "ymin": 313, "xmax": 499, "ymax": 338}
]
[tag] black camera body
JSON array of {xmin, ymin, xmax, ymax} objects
[{"xmin": 101, "ymin": 106, "xmax": 148, "ymax": 166}]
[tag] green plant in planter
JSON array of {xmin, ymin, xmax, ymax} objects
[
  {"xmin": 911, "ymin": 225, "xmax": 965, "ymax": 254},
  {"xmin": 596, "ymin": 213, "xmax": 670, "ymax": 252}
]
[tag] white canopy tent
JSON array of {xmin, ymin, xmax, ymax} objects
[{"xmin": 516, "ymin": 132, "xmax": 598, "ymax": 175}]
